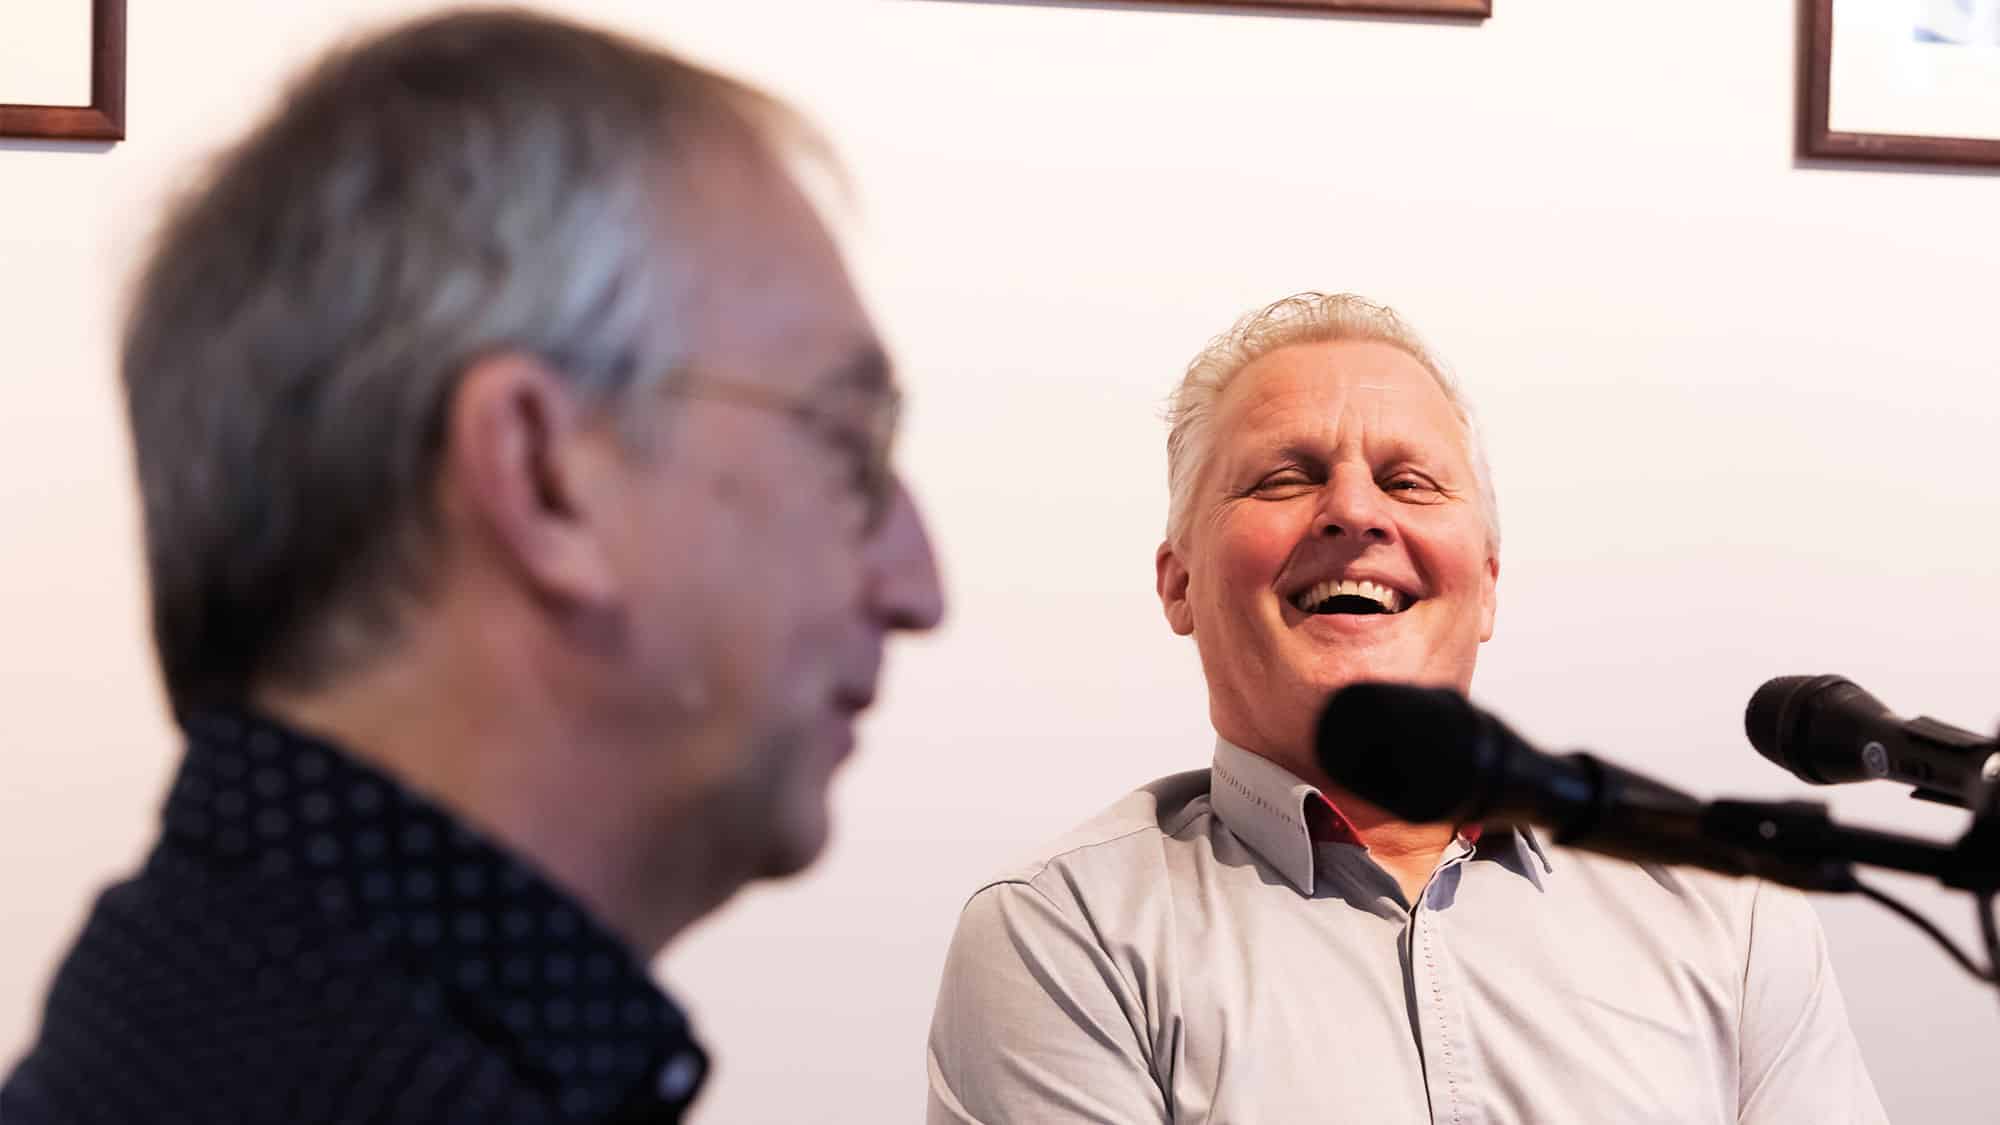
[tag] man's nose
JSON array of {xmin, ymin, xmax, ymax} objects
[
  {"xmin": 864, "ymin": 477, "xmax": 946, "ymax": 632},
  {"xmin": 1314, "ymin": 464, "xmax": 1394, "ymax": 543}
]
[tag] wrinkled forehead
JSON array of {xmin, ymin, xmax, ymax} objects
[{"xmin": 1212, "ymin": 340, "xmax": 1468, "ymax": 461}]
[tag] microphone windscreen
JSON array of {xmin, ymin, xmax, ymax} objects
[
  {"xmin": 1316, "ymin": 682, "xmax": 1481, "ymax": 823},
  {"xmin": 1744, "ymin": 674, "xmax": 1859, "ymax": 778}
]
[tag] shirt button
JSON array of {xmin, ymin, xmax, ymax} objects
[{"xmin": 658, "ymin": 1052, "xmax": 701, "ymax": 1101}]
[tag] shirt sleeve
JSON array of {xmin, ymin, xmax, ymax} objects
[
  {"xmin": 1736, "ymin": 880, "xmax": 1890, "ymax": 1124},
  {"xmin": 926, "ymin": 878, "xmax": 1169, "ymax": 1125}
]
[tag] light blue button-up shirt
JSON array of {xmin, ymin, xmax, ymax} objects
[{"xmin": 928, "ymin": 738, "xmax": 1887, "ymax": 1124}]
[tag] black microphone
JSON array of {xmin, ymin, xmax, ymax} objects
[
  {"xmin": 1316, "ymin": 682, "xmax": 1773, "ymax": 878},
  {"xmin": 1745, "ymin": 675, "xmax": 1998, "ymax": 808}
]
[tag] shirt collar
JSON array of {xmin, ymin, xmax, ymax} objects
[
  {"xmin": 1208, "ymin": 736, "xmax": 1552, "ymax": 896},
  {"xmin": 1210, "ymin": 737, "xmax": 1329, "ymax": 895},
  {"xmin": 161, "ymin": 708, "xmax": 709, "ymax": 1121}
]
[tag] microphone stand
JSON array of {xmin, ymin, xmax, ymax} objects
[
  {"xmin": 1688, "ymin": 768, "xmax": 2000, "ymax": 995},
  {"xmin": 1973, "ymin": 780, "xmax": 2000, "ymax": 992}
]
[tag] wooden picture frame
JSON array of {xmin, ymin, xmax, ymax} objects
[
  {"xmin": 0, "ymin": 0, "xmax": 126, "ymax": 142},
  {"xmin": 1800, "ymin": 0, "xmax": 2000, "ymax": 168},
  {"xmin": 1147, "ymin": 0, "xmax": 1489, "ymax": 16}
]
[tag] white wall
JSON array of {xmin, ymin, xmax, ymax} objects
[{"xmin": 4, "ymin": 0, "xmax": 1997, "ymax": 1120}]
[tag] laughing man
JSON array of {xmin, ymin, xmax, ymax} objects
[{"xmin": 925, "ymin": 293, "xmax": 1885, "ymax": 1125}]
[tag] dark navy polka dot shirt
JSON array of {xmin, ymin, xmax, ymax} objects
[{"xmin": 1, "ymin": 709, "xmax": 709, "ymax": 1124}]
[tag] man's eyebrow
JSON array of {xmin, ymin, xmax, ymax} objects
[
  {"xmin": 1268, "ymin": 441, "xmax": 1324, "ymax": 466},
  {"xmin": 1242, "ymin": 436, "xmax": 1451, "ymax": 472},
  {"xmin": 812, "ymin": 342, "xmax": 892, "ymax": 396}
]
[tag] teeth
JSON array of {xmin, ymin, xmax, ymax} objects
[{"xmin": 1291, "ymin": 578, "xmax": 1406, "ymax": 614}]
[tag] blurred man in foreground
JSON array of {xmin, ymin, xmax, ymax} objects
[
  {"xmin": 2, "ymin": 10, "xmax": 941, "ymax": 1123},
  {"xmin": 926, "ymin": 293, "xmax": 1882, "ymax": 1123}
]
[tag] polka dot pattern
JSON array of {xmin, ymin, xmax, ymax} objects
[{"xmin": 1, "ymin": 709, "xmax": 707, "ymax": 1123}]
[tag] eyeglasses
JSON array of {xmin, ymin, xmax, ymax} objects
[{"xmin": 660, "ymin": 370, "xmax": 902, "ymax": 533}]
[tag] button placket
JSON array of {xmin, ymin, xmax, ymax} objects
[{"xmin": 1412, "ymin": 841, "xmax": 1480, "ymax": 1125}]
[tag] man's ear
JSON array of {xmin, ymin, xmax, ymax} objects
[
  {"xmin": 1156, "ymin": 539, "xmax": 1195, "ymax": 636},
  {"xmin": 441, "ymin": 352, "xmax": 622, "ymax": 608},
  {"xmin": 1478, "ymin": 553, "xmax": 1500, "ymax": 643}
]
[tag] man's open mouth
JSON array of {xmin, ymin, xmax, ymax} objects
[{"xmin": 1290, "ymin": 578, "xmax": 1414, "ymax": 616}]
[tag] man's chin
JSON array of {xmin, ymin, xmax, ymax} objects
[
  {"xmin": 756, "ymin": 802, "xmax": 833, "ymax": 880},
  {"xmin": 1297, "ymin": 664, "xmax": 1417, "ymax": 702},
  {"xmin": 731, "ymin": 722, "xmax": 844, "ymax": 880},
  {"xmin": 1294, "ymin": 647, "xmax": 1474, "ymax": 694}
]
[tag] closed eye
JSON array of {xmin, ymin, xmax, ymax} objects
[
  {"xmin": 1251, "ymin": 470, "xmax": 1317, "ymax": 496},
  {"xmin": 1383, "ymin": 473, "xmax": 1448, "ymax": 500},
  {"xmin": 1384, "ymin": 468, "xmax": 1464, "ymax": 504}
]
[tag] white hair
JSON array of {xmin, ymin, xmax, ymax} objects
[{"xmin": 1163, "ymin": 292, "xmax": 1499, "ymax": 551}]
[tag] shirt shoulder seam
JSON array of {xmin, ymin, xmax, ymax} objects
[
  {"xmin": 966, "ymin": 821, "xmax": 1167, "ymax": 901},
  {"xmin": 955, "ymin": 828, "xmax": 1169, "ymax": 1072}
]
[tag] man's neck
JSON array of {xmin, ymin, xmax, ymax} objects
[
  {"xmin": 1320, "ymin": 785, "xmax": 1459, "ymax": 905},
  {"xmin": 1231, "ymin": 733, "xmax": 1458, "ymax": 904},
  {"xmin": 254, "ymin": 616, "xmax": 739, "ymax": 960}
]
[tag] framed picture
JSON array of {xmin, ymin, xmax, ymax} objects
[
  {"xmin": 1801, "ymin": 0, "xmax": 2000, "ymax": 167},
  {"xmin": 0, "ymin": 0, "xmax": 126, "ymax": 142},
  {"xmin": 1146, "ymin": 1, "xmax": 1489, "ymax": 16}
]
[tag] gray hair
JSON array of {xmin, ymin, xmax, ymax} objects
[
  {"xmin": 122, "ymin": 9, "xmax": 816, "ymax": 714},
  {"xmin": 1163, "ymin": 292, "xmax": 1499, "ymax": 551}
]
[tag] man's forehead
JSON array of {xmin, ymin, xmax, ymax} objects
[{"xmin": 1222, "ymin": 353, "xmax": 1453, "ymax": 437}]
